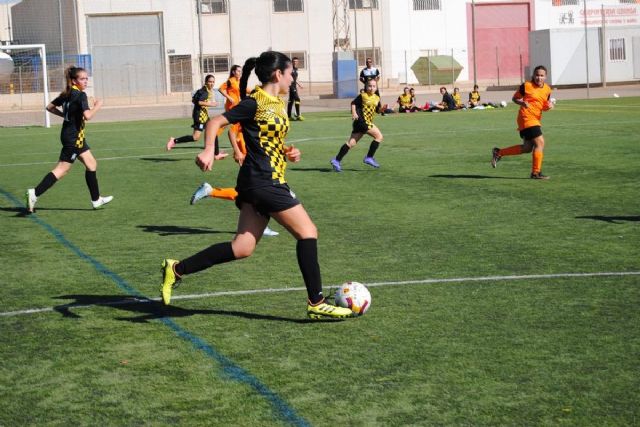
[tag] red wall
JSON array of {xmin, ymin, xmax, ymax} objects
[{"xmin": 467, "ymin": 2, "xmax": 532, "ymax": 82}]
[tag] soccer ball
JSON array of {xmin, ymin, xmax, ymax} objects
[
  {"xmin": 500, "ymin": 100, "xmax": 507, "ymax": 108},
  {"xmin": 550, "ymin": 97, "xmax": 557, "ymax": 104},
  {"xmin": 334, "ymin": 281, "xmax": 371, "ymax": 316}
]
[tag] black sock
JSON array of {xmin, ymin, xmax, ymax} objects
[
  {"xmin": 335, "ymin": 144, "xmax": 350, "ymax": 161},
  {"xmin": 85, "ymin": 170, "xmax": 100, "ymax": 201},
  {"xmin": 175, "ymin": 135, "xmax": 195, "ymax": 144},
  {"xmin": 214, "ymin": 136, "xmax": 220, "ymax": 156},
  {"xmin": 287, "ymin": 101, "xmax": 294, "ymax": 118},
  {"xmin": 34, "ymin": 172, "xmax": 58, "ymax": 197},
  {"xmin": 296, "ymin": 239, "xmax": 323, "ymax": 304},
  {"xmin": 367, "ymin": 140, "xmax": 380, "ymax": 158},
  {"xmin": 176, "ymin": 242, "xmax": 236, "ymax": 276}
]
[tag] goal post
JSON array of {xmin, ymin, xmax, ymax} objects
[{"xmin": 0, "ymin": 44, "xmax": 51, "ymax": 128}]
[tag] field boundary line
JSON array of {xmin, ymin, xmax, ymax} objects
[{"xmin": 3, "ymin": 271, "xmax": 639, "ymax": 318}]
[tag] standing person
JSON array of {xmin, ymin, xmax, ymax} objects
[
  {"xmin": 287, "ymin": 57, "xmax": 304, "ymax": 121},
  {"xmin": 25, "ymin": 66, "xmax": 112, "ymax": 213},
  {"xmin": 359, "ymin": 57, "xmax": 381, "ymax": 96},
  {"xmin": 167, "ymin": 75, "xmax": 225, "ymax": 159},
  {"xmin": 160, "ymin": 51, "xmax": 352, "ymax": 319},
  {"xmin": 491, "ymin": 65, "xmax": 554, "ymax": 179},
  {"xmin": 330, "ymin": 79, "xmax": 383, "ymax": 172}
]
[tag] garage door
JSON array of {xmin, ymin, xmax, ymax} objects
[{"xmin": 87, "ymin": 14, "xmax": 165, "ymax": 98}]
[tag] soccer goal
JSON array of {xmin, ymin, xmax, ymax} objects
[{"xmin": 0, "ymin": 44, "xmax": 51, "ymax": 128}]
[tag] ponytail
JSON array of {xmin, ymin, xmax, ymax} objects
[
  {"xmin": 239, "ymin": 51, "xmax": 291, "ymax": 100},
  {"xmin": 240, "ymin": 57, "xmax": 257, "ymax": 100}
]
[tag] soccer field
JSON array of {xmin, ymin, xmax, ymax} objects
[{"xmin": 1, "ymin": 98, "xmax": 639, "ymax": 426}]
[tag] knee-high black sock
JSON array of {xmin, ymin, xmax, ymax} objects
[
  {"xmin": 175, "ymin": 242, "xmax": 236, "ymax": 276},
  {"xmin": 175, "ymin": 135, "xmax": 195, "ymax": 143},
  {"xmin": 335, "ymin": 144, "xmax": 350, "ymax": 161},
  {"xmin": 296, "ymin": 238, "xmax": 323, "ymax": 304},
  {"xmin": 287, "ymin": 100, "xmax": 294, "ymax": 118},
  {"xmin": 34, "ymin": 172, "xmax": 58, "ymax": 197},
  {"xmin": 85, "ymin": 170, "xmax": 100, "ymax": 201},
  {"xmin": 366, "ymin": 140, "xmax": 380, "ymax": 158}
]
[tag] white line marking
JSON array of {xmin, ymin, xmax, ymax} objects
[{"xmin": 1, "ymin": 271, "xmax": 638, "ymax": 318}]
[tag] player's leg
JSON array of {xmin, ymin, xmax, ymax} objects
[
  {"xmin": 271, "ymin": 204, "xmax": 352, "ymax": 319},
  {"xmin": 363, "ymin": 126, "xmax": 383, "ymax": 168},
  {"xmin": 331, "ymin": 132, "xmax": 363, "ymax": 172},
  {"xmin": 78, "ymin": 150, "xmax": 113, "ymax": 208},
  {"xmin": 530, "ymin": 134, "xmax": 548, "ymax": 179}
]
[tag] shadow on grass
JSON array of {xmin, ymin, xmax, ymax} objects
[
  {"xmin": 0, "ymin": 206, "xmax": 92, "ymax": 217},
  {"xmin": 575, "ymin": 215, "xmax": 640, "ymax": 224},
  {"xmin": 138, "ymin": 224, "xmax": 236, "ymax": 236},
  {"xmin": 429, "ymin": 174, "xmax": 527, "ymax": 180},
  {"xmin": 291, "ymin": 167, "xmax": 366, "ymax": 173},
  {"xmin": 52, "ymin": 294, "xmax": 323, "ymax": 324}
]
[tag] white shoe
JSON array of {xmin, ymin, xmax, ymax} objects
[
  {"xmin": 190, "ymin": 182, "xmax": 213, "ymax": 205},
  {"xmin": 25, "ymin": 188, "xmax": 37, "ymax": 213},
  {"xmin": 92, "ymin": 195, "xmax": 113, "ymax": 209},
  {"xmin": 262, "ymin": 226, "xmax": 279, "ymax": 237}
]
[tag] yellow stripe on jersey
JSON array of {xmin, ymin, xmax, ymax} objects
[{"xmin": 250, "ymin": 87, "xmax": 290, "ymax": 184}]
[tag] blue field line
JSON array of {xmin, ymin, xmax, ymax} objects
[{"xmin": 0, "ymin": 188, "xmax": 310, "ymax": 427}]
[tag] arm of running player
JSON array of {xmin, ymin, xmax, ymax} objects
[
  {"xmin": 46, "ymin": 103, "xmax": 64, "ymax": 118},
  {"xmin": 284, "ymin": 144, "xmax": 301, "ymax": 163},
  {"xmin": 351, "ymin": 103, "xmax": 359, "ymax": 120},
  {"xmin": 83, "ymin": 98, "xmax": 103, "ymax": 120},
  {"xmin": 197, "ymin": 115, "xmax": 229, "ymax": 171},
  {"xmin": 229, "ymin": 133, "xmax": 245, "ymax": 166},
  {"xmin": 218, "ymin": 87, "xmax": 234, "ymax": 105}
]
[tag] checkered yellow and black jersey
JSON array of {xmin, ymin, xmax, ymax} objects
[
  {"xmin": 223, "ymin": 86, "xmax": 290, "ymax": 189},
  {"xmin": 192, "ymin": 87, "xmax": 212, "ymax": 124},
  {"xmin": 52, "ymin": 86, "xmax": 89, "ymax": 148},
  {"xmin": 352, "ymin": 92, "xmax": 381, "ymax": 128}
]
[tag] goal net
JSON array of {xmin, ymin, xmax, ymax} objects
[{"xmin": 0, "ymin": 44, "xmax": 51, "ymax": 128}]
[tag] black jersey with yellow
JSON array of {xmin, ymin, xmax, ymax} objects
[
  {"xmin": 52, "ymin": 85, "xmax": 89, "ymax": 148},
  {"xmin": 223, "ymin": 86, "xmax": 290, "ymax": 190},
  {"xmin": 352, "ymin": 92, "xmax": 381, "ymax": 131},
  {"xmin": 192, "ymin": 87, "xmax": 212, "ymax": 125}
]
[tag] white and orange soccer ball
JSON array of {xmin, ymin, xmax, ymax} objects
[{"xmin": 334, "ymin": 281, "xmax": 371, "ymax": 316}]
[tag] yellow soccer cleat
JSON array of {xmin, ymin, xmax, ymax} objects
[
  {"xmin": 160, "ymin": 259, "xmax": 181, "ymax": 305},
  {"xmin": 307, "ymin": 300, "xmax": 353, "ymax": 320}
]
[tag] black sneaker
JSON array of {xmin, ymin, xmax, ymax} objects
[{"xmin": 530, "ymin": 172, "xmax": 550, "ymax": 180}]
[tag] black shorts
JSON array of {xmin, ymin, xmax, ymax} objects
[
  {"xmin": 59, "ymin": 143, "xmax": 90, "ymax": 163},
  {"xmin": 352, "ymin": 118, "xmax": 370, "ymax": 134},
  {"xmin": 192, "ymin": 118, "xmax": 207, "ymax": 131},
  {"xmin": 520, "ymin": 126, "xmax": 542, "ymax": 140},
  {"xmin": 235, "ymin": 183, "xmax": 300, "ymax": 217}
]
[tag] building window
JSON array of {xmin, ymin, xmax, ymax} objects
[
  {"xmin": 283, "ymin": 51, "xmax": 306, "ymax": 69},
  {"xmin": 273, "ymin": 0, "xmax": 303, "ymax": 12},
  {"xmin": 552, "ymin": 0, "xmax": 579, "ymax": 5},
  {"xmin": 202, "ymin": 55, "xmax": 230, "ymax": 73},
  {"xmin": 413, "ymin": 0, "xmax": 441, "ymax": 10},
  {"xmin": 609, "ymin": 38, "xmax": 626, "ymax": 62},
  {"xmin": 199, "ymin": 0, "xmax": 227, "ymax": 14},
  {"xmin": 169, "ymin": 55, "xmax": 192, "ymax": 92},
  {"xmin": 618, "ymin": 0, "xmax": 637, "ymax": 3},
  {"xmin": 354, "ymin": 48, "xmax": 381, "ymax": 67},
  {"xmin": 349, "ymin": 0, "xmax": 379, "ymax": 10}
]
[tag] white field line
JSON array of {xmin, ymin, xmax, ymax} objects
[
  {"xmin": 1, "ymin": 271, "xmax": 638, "ymax": 318},
  {"xmin": 2, "ymin": 118, "xmax": 639, "ymax": 168}
]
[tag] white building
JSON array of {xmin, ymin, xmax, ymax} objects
[{"xmin": 3, "ymin": 0, "xmax": 639, "ymax": 99}]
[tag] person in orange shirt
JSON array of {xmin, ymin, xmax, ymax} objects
[{"xmin": 491, "ymin": 65, "xmax": 554, "ymax": 179}]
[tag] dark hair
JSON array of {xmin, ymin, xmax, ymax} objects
[
  {"xmin": 239, "ymin": 51, "xmax": 291, "ymax": 100},
  {"xmin": 61, "ymin": 66, "xmax": 86, "ymax": 97},
  {"xmin": 204, "ymin": 74, "xmax": 215, "ymax": 84},
  {"xmin": 228, "ymin": 65, "xmax": 241, "ymax": 77},
  {"xmin": 473, "ymin": 84, "xmax": 479, "ymax": 90},
  {"xmin": 292, "ymin": 57, "xmax": 299, "ymax": 61},
  {"xmin": 439, "ymin": 86, "xmax": 447, "ymax": 92},
  {"xmin": 532, "ymin": 65, "xmax": 547, "ymax": 79}
]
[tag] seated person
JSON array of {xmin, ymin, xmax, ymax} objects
[
  {"xmin": 468, "ymin": 84, "xmax": 481, "ymax": 108},
  {"xmin": 430, "ymin": 87, "xmax": 456, "ymax": 111},
  {"xmin": 397, "ymin": 87, "xmax": 420, "ymax": 113},
  {"xmin": 452, "ymin": 87, "xmax": 465, "ymax": 109},
  {"xmin": 409, "ymin": 88, "xmax": 423, "ymax": 111}
]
